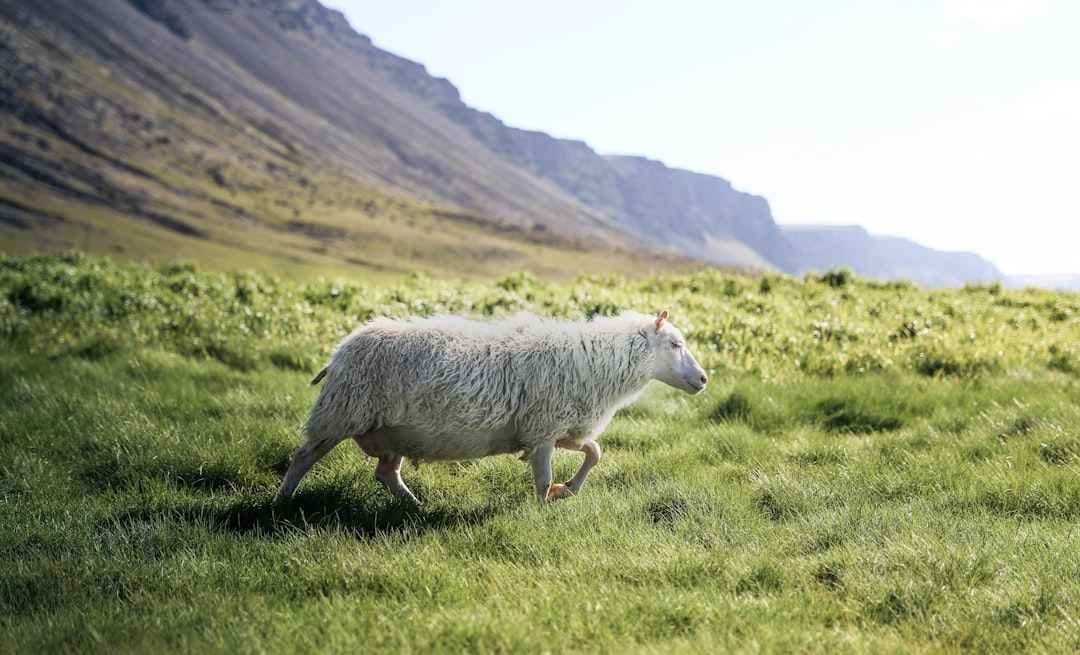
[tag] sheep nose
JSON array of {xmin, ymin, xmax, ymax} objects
[{"xmin": 700, "ymin": 374, "xmax": 708, "ymax": 385}]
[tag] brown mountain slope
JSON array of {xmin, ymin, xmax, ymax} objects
[
  {"xmin": 0, "ymin": 0, "xmax": 693, "ymax": 278},
  {"xmin": 0, "ymin": 0, "xmax": 1006, "ymax": 285}
]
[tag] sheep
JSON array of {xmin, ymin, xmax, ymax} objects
[{"xmin": 273, "ymin": 309, "xmax": 708, "ymax": 505}]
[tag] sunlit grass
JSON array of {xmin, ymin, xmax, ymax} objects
[{"xmin": 2, "ymin": 253, "xmax": 1080, "ymax": 653}]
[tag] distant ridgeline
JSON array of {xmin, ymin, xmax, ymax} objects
[{"xmin": 0, "ymin": 0, "xmax": 1003, "ymax": 285}]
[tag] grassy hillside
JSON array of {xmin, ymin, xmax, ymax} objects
[
  {"xmin": 2, "ymin": 253, "xmax": 1080, "ymax": 653},
  {"xmin": 2, "ymin": 1, "xmax": 693, "ymax": 282}
]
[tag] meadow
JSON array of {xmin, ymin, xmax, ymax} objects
[{"xmin": 2, "ymin": 251, "xmax": 1080, "ymax": 653}]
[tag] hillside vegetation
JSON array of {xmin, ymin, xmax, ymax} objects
[
  {"xmin": 2, "ymin": 252, "xmax": 1080, "ymax": 653},
  {"xmin": 1, "ymin": 0, "xmax": 1003, "ymax": 284},
  {"xmin": 1, "ymin": 0, "xmax": 693, "ymax": 281}
]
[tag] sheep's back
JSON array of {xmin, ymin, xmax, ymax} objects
[
  {"xmin": 329, "ymin": 322, "xmax": 525, "ymax": 433},
  {"xmin": 320, "ymin": 314, "xmax": 650, "ymax": 441}
]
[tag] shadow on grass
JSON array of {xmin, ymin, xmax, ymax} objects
[
  {"xmin": 232, "ymin": 487, "xmax": 506, "ymax": 538},
  {"xmin": 109, "ymin": 485, "xmax": 506, "ymax": 541}
]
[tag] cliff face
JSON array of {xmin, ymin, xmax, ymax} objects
[
  {"xmin": 0, "ymin": 0, "xmax": 1007, "ymax": 285},
  {"xmin": 604, "ymin": 156, "xmax": 787, "ymax": 269},
  {"xmin": 435, "ymin": 99, "xmax": 788, "ymax": 270}
]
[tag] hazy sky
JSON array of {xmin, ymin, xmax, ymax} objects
[{"xmin": 323, "ymin": 0, "xmax": 1080, "ymax": 276}]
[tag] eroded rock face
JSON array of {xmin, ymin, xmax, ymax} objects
[{"xmin": 0, "ymin": 0, "xmax": 1004, "ymax": 284}]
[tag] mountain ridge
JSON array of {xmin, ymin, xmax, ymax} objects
[
  {"xmin": 1, "ymin": 0, "xmax": 691, "ymax": 280},
  {"xmin": 781, "ymin": 225, "xmax": 1002, "ymax": 287},
  {"xmin": 0, "ymin": 0, "xmax": 1010, "ymax": 285}
]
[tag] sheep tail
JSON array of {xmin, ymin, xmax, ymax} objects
[{"xmin": 309, "ymin": 367, "xmax": 328, "ymax": 386}]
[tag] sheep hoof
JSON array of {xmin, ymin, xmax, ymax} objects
[{"xmin": 547, "ymin": 483, "xmax": 572, "ymax": 501}]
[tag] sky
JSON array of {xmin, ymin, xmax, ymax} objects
[{"xmin": 322, "ymin": 0, "xmax": 1080, "ymax": 276}]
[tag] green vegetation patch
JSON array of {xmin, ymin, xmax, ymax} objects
[{"xmin": 2, "ymin": 252, "xmax": 1080, "ymax": 653}]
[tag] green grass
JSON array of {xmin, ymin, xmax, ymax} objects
[{"xmin": 3, "ymin": 253, "xmax": 1080, "ymax": 653}]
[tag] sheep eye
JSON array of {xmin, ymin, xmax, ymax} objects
[{"xmin": 670, "ymin": 340, "xmax": 681, "ymax": 349}]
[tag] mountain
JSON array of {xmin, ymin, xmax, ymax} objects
[
  {"xmin": 0, "ymin": 0, "xmax": 679, "ymax": 279},
  {"xmin": 433, "ymin": 110, "xmax": 787, "ymax": 270},
  {"xmin": 1008, "ymin": 275, "xmax": 1080, "ymax": 292},
  {"xmin": 782, "ymin": 225, "xmax": 1004, "ymax": 287},
  {"xmin": 0, "ymin": 0, "xmax": 1004, "ymax": 285}
]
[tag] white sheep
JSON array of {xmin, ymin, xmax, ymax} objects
[{"xmin": 273, "ymin": 310, "xmax": 708, "ymax": 504}]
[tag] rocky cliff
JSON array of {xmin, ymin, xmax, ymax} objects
[{"xmin": 0, "ymin": 0, "xmax": 1006, "ymax": 285}]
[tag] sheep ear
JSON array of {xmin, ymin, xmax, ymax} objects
[{"xmin": 654, "ymin": 310, "xmax": 669, "ymax": 332}]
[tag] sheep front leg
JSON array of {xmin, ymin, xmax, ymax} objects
[
  {"xmin": 528, "ymin": 443, "xmax": 555, "ymax": 504},
  {"xmin": 549, "ymin": 440, "xmax": 601, "ymax": 500}
]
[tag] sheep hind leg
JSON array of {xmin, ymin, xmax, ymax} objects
[
  {"xmin": 374, "ymin": 454, "xmax": 419, "ymax": 504},
  {"xmin": 548, "ymin": 440, "xmax": 601, "ymax": 500},
  {"xmin": 273, "ymin": 435, "xmax": 346, "ymax": 505}
]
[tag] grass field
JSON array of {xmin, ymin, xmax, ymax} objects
[{"xmin": 2, "ymin": 252, "xmax": 1080, "ymax": 653}]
